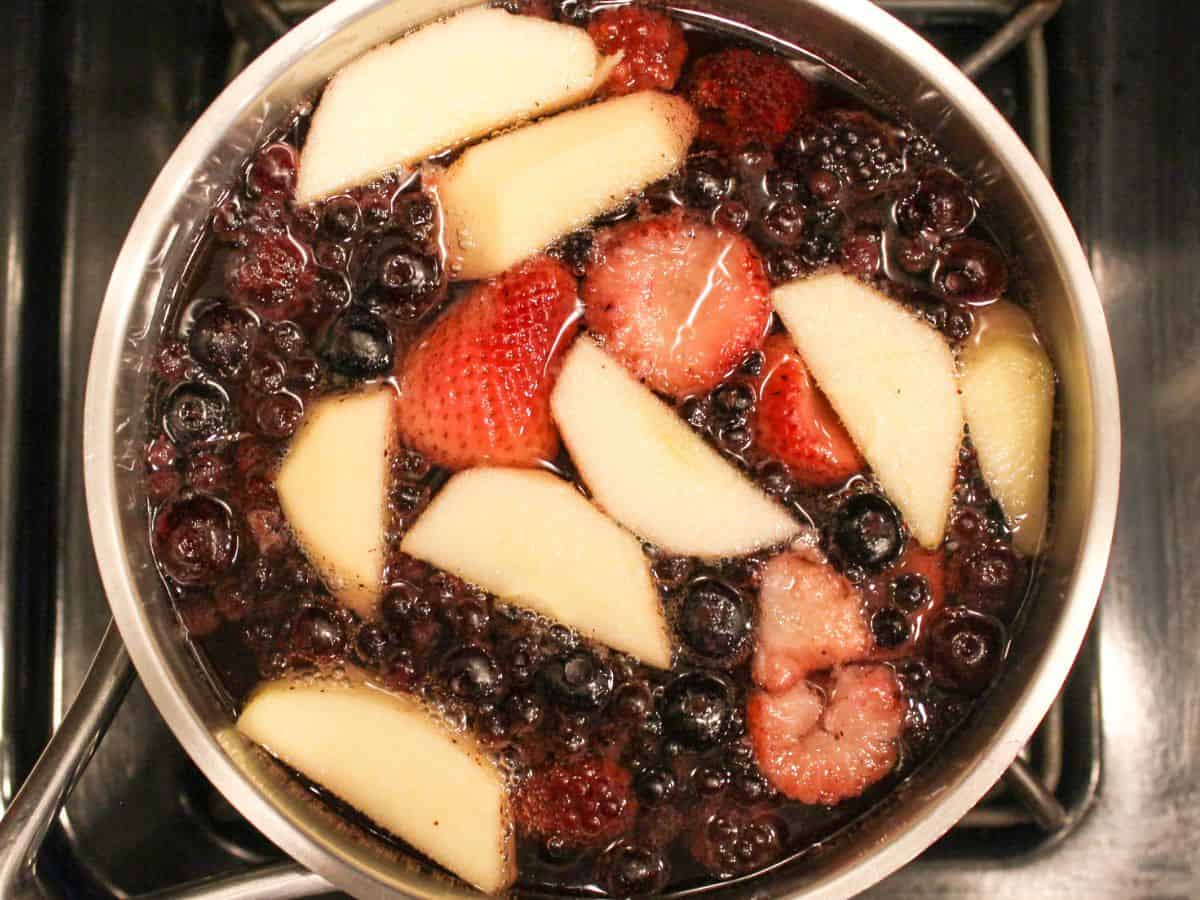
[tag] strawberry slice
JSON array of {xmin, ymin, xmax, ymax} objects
[
  {"xmin": 395, "ymin": 255, "xmax": 581, "ymax": 470},
  {"xmin": 752, "ymin": 333, "xmax": 864, "ymax": 487},
  {"xmin": 583, "ymin": 212, "xmax": 771, "ymax": 397},
  {"xmin": 587, "ymin": 6, "xmax": 688, "ymax": 97},
  {"xmin": 686, "ymin": 48, "xmax": 816, "ymax": 152},
  {"xmin": 515, "ymin": 755, "xmax": 636, "ymax": 847}
]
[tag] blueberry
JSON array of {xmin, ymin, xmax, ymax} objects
[
  {"xmin": 321, "ymin": 308, "xmax": 393, "ymax": 377},
  {"xmin": 870, "ymin": 606, "xmax": 911, "ymax": 649},
  {"xmin": 291, "ymin": 606, "xmax": 345, "ymax": 657},
  {"xmin": 539, "ymin": 650, "xmax": 613, "ymax": 710},
  {"xmin": 928, "ymin": 606, "xmax": 1006, "ymax": 694},
  {"xmin": 603, "ymin": 843, "xmax": 667, "ymax": 896},
  {"xmin": 321, "ymin": 195, "xmax": 362, "ymax": 238},
  {"xmin": 378, "ymin": 248, "xmax": 439, "ymax": 302},
  {"xmin": 891, "ymin": 573, "xmax": 930, "ymax": 612},
  {"xmin": 152, "ymin": 494, "xmax": 238, "ymax": 586},
  {"xmin": 682, "ymin": 157, "xmax": 733, "ymax": 208},
  {"xmin": 635, "ymin": 768, "xmax": 677, "ymax": 806},
  {"xmin": 932, "ymin": 237, "xmax": 1008, "ymax": 305},
  {"xmin": 189, "ymin": 304, "xmax": 256, "ymax": 379},
  {"xmin": 896, "ymin": 169, "xmax": 975, "ymax": 238},
  {"xmin": 443, "ymin": 647, "xmax": 504, "ymax": 702},
  {"xmin": 678, "ymin": 579, "xmax": 750, "ymax": 659},
  {"xmin": 162, "ymin": 381, "xmax": 230, "ymax": 446},
  {"xmin": 660, "ymin": 672, "xmax": 735, "ymax": 749},
  {"xmin": 833, "ymin": 493, "xmax": 904, "ymax": 570}
]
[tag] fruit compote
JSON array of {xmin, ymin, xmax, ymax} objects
[{"xmin": 143, "ymin": 2, "xmax": 1054, "ymax": 895}]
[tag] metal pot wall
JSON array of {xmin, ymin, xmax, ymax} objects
[{"xmin": 63, "ymin": 0, "xmax": 1120, "ymax": 896}]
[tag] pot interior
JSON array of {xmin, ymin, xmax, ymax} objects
[{"xmin": 84, "ymin": 0, "xmax": 1116, "ymax": 897}]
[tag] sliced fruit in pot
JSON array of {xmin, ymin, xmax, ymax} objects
[
  {"xmin": 550, "ymin": 338, "xmax": 799, "ymax": 558},
  {"xmin": 295, "ymin": 6, "xmax": 617, "ymax": 203},
  {"xmin": 236, "ymin": 674, "xmax": 515, "ymax": 894},
  {"xmin": 747, "ymin": 663, "xmax": 903, "ymax": 805},
  {"xmin": 772, "ymin": 272, "xmax": 964, "ymax": 549},
  {"xmin": 400, "ymin": 467, "xmax": 671, "ymax": 668},
  {"xmin": 438, "ymin": 91, "xmax": 698, "ymax": 280},
  {"xmin": 394, "ymin": 255, "xmax": 581, "ymax": 471},
  {"xmin": 752, "ymin": 552, "xmax": 870, "ymax": 693},
  {"xmin": 583, "ymin": 211, "xmax": 771, "ymax": 397},
  {"xmin": 959, "ymin": 300, "xmax": 1054, "ymax": 555},
  {"xmin": 275, "ymin": 388, "xmax": 395, "ymax": 619},
  {"xmin": 751, "ymin": 332, "xmax": 864, "ymax": 487}
]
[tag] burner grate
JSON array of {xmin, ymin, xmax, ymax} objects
[{"xmin": 0, "ymin": 1, "xmax": 1098, "ymax": 897}]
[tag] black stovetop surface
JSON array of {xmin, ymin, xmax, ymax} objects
[{"xmin": 0, "ymin": 0, "xmax": 1196, "ymax": 896}]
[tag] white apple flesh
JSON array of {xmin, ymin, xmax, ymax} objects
[
  {"xmin": 295, "ymin": 7, "xmax": 616, "ymax": 204},
  {"xmin": 550, "ymin": 339, "xmax": 800, "ymax": 558},
  {"xmin": 438, "ymin": 91, "xmax": 698, "ymax": 280},
  {"xmin": 772, "ymin": 272, "xmax": 964, "ymax": 549},
  {"xmin": 401, "ymin": 467, "xmax": 672, "ymax": 667},
  {"xmin": 960, "ymin": 300, "xmax": 1055, "ymax": 554},
  {"xmin": 275, "ymin": 388, "xmax": 395, "ymax": 619},
  {"xmin": 237, "ymin": 675, "xmax": 515, "ymax": 894}
]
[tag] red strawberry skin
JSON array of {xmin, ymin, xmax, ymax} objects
[
  {"xmin": 588, "ymin": 6, "xmax": 688, "ymax": 96},
  {"xmin": 752, "ymin": 333, "xmax": 863, "ymax": 487},
  {"xmin": 686, "ymin": 48, "xmax": 816, "ymax": 152},
  {"xmin": 395, "ymin": 256, "xmax": 581, "ymax": 470},
  {"xmin": 583, "ymin": 212, "xmax": 771, "ymax": 397}
]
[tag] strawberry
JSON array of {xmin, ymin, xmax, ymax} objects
[
  {"xmin": 686, "ymin": 48, "xmax": 816, "ymax": 152},
  {"xmin": 752, "ymin": 552, "xmax": 870, "ymax": 693},
  {"xmin": 394, "ymin": 255, "xmax": 581, "ymax": 470},
  {"xmin": 515, "ymin": 756, "xmax": 636, "ymax": 847},
  {"xmin": 752, "ymin": 333, "xmax": 863, "ymax": 487},
  {"xmin": 587, "ymin": 6, "xmax": 689, "ymax": 96},
  {"xmin": 583, "ymin": 212, "xmax": 771, "ymax": 397}
]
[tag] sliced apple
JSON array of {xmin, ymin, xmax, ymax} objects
[
  {"xmin": 276, "ymin": 388, "xmax": 394, "ymax": 619},
  {"xmin": 237, "ymin": 675, "xmax": 514, "ymax": 894},
  {"xmin": 401, "ymin": 467, "xmax": 671, "ymax": 667},
  {"xmin": 960, "ymin": 301, "xmax": 1055, "ymax": 554},
  {"xmin": 439, "ymin": 91, "xmax": 697, "ymax": 280},
  {"xmin": 772, "ymin": 272, "xmax": 963, "ymax": 549},
  {"xmin": 550, "ymin": 339, "xmax": 800, "ymax": 558},
  {"xmin": 296, "ymin": 7, "xmax": 616, "ymax": 203}
]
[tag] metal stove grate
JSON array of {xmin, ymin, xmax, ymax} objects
[{"xmin": 0, "ymin": 1, "xmax": 1098, "ymax": 897}]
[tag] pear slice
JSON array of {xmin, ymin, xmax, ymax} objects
[
  {"xmin": 960, "ymin": 301, "xmax": 1054, "ymax": 554},
  {"xmin": 237, "ymin": 675, "xmax": 515, "ymax": 894},
  {"xmin": 401, "ymin": 467, "xmax": 671, "ymax": 667},
  {"xmin": 276, "ymin": 388, "xmax": 395, "ymax": 619},
  {"xmin": 772, "ymin": 272, "xmax": 963, "ymax": 549},
  {"xmin": 295, "ymin": 7, "xmax": 616, "ymax": 204},
  {"xmin": 439, "ymin": 91, "xmax": 697, "ymax": 280},
  {"xmin": 550, "ymin": 339, "xmax": 800, "ymax": 558}
]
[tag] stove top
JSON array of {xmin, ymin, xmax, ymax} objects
[{"xmin": 1, "ymin": 0, "xmax": 1194, "ymax": 896}]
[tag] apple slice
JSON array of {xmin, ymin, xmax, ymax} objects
[
  {"xmin": 550, "ymin": 339, "xmax": 800, "ymax": 558},
  {"xmin": 960, "ymin": 301, "xmax": 1055, "ymax": 554},
  {"xmin": 772, "ymin": 272, "xmax": 963, "ymax": 549},
  {"xmin": 296, "ymin": 7, "xmax": 616, "ymax": 203},
  {"xmin": 276, "ymin": 388, "xmax": 395, "ymax": 618},
  {"xmin": 237, "ymin": 675, "xmax": 514, "ymax": 894},
  {"xmin": 439, "ymin": 91, "xmax": 697, "ymax": 280},
  {"xmin": 401, "ymin": 467, "xmax": 671, "ymax": 667}
]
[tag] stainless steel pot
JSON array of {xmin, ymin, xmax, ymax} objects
[{"xmin": 59, "ymin": 0, "xmax": 1119, "ymax": 896}]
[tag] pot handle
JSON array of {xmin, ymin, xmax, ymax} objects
[
  {"xmin": 0, "ymin": 621, "xmax": 334, "ymax": 899},
  {"xmin": 0, "ymin": 621, "xmax": 133, "ymax": 899}
]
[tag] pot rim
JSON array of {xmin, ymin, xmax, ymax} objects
[{"xmin": 82, "ymin": 1, "xmax": 1120, "ymax": 897}]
